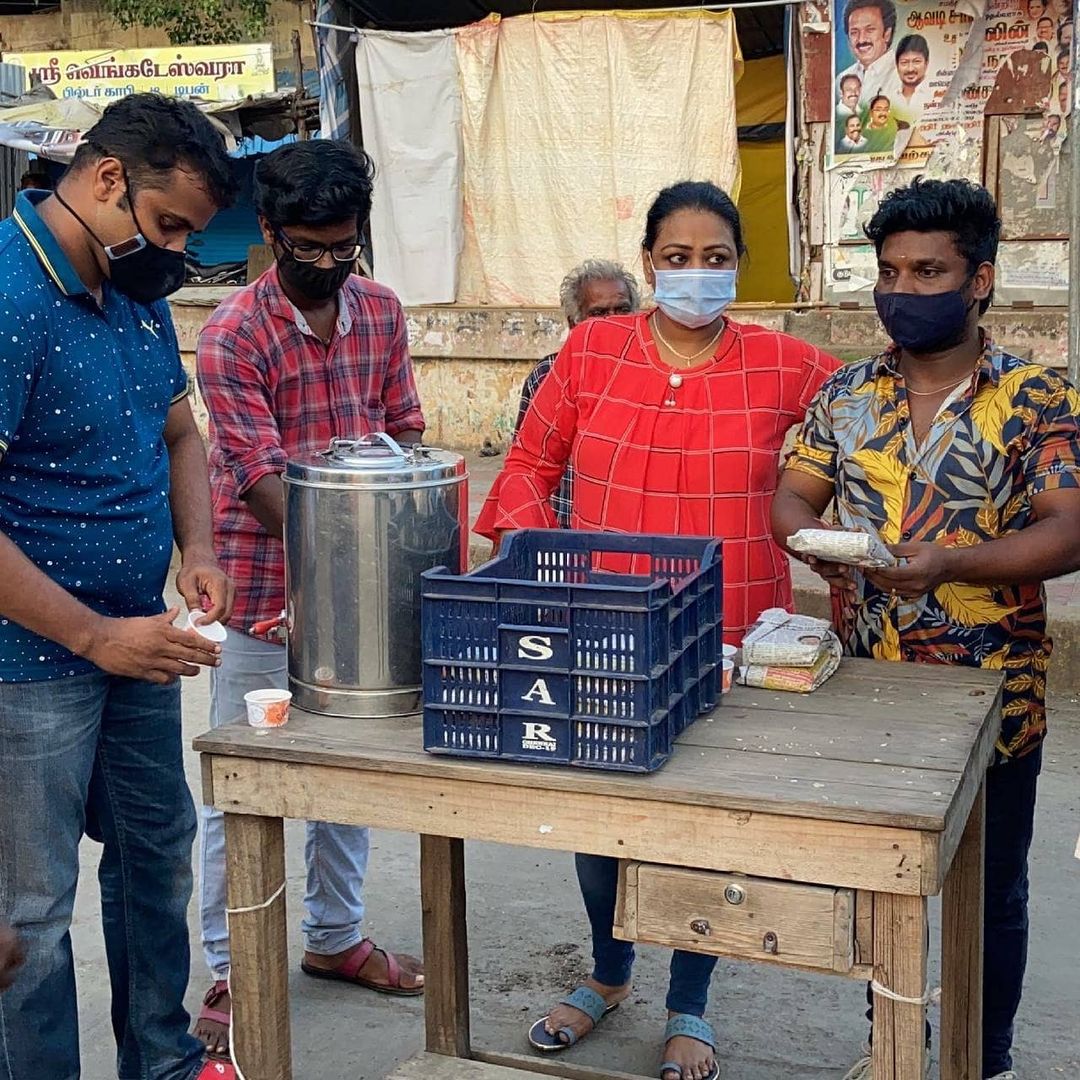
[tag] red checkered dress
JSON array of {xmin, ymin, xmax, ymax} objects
[
  {"xmin": 197, "ymin": 266, "xmax": 425, "ymax": 635},
  {"xmin": 475, "ymin": 312, "xmax": 841, "ymax": 641}
]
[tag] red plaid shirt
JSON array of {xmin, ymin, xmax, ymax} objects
[{"xmin": 197, "ymin": 266, "xmax": 425, "ymax": 634}]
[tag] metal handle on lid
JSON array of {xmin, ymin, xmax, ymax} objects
[
  {"xmin": 359, "ymin": 431, "xmax": 407, "ymax": 457},
  {"xmin": 325, "ymin": 432, "xmax": 409, "ymax": 467}
]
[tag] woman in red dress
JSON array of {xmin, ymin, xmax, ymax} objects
[{"xmin": 475, "ymin": 181, "xmax": 840, "ymax": 1080}]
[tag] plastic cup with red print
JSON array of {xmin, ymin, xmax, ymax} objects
[{"xmin": 244, "ymin": 689, "xmax": 292, "ymax": 728}]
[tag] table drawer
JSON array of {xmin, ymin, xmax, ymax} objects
[{"xmin": 613, "ymin": 862, "xmax": 855, "ymax": 974}]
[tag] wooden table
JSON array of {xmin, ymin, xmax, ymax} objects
[{"xmin": 195, "ymin": 659, "xmax": 1001, "ymax": 1080}]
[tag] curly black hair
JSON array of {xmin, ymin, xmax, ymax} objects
[{"xmin": 865, "ymin": 177, "xmax": 1001, "ymax": 312}]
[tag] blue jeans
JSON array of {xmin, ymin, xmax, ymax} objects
[
  {"xmin": 198, "ymin": 630, "xmax": 370, "ymax": 980},
  {"xmin": 865, "ymin": 747, "xmax": 1042, "ymax": 1077},
  {"xmin": 980, "ymin": 748, "xmax": 1041, "ymax": 1075},
  {"xmin": 575, "ymin": 853, "xmax": 718, "ymax": 1016},
  {"xmin": 0, "ymin": 673, "xmax": 204, "ymax": 1080}
]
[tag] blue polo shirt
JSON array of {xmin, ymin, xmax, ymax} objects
[{"xmin": 0, "ymin": 190, "xmax": 189, "ymax": 681}]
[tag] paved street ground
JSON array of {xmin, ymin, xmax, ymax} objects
[{"xmin": 70, "ymin": 664, "xmax": 1080, "ymax": 1079}]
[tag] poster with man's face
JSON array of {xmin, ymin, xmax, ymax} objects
[
  {"xmin": 831, "ymin": 0, "xmax": 983, "ymax": 167},
  {"xmin": 830, "ymin": 0, "xmax": 1075, "ymax": 169}
]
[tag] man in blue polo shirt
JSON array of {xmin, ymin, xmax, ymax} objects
[{"xmin": 0, "ymin": 94, "xmax": 240, "ymax": 1080}]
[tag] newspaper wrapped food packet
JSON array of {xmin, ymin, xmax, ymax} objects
[
  {"xmin": 741, "ymin": 608, "xmax": 836, "ymax": 668},
  {"xmin": 739, "ymin": 646, "xmax": 841, "ymax": 693},
  {"xmin": 787, "ymin": 527, "xmax": 897, "ymax": 568},
  {"xmin": 738, "ymin": 608, "xmax": 842, "ymax": 692}
]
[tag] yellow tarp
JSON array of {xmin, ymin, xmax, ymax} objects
[
  {"xmin": 735, "ymin": 54, "xmax": 792, "ymax": 304},
  {"xmin": 736, "ymin": 52, "xmax": 786, "ymax": 127},
  {"xmin": 456, "ymin": 11, "xmax": 743, "ymax": 306}
]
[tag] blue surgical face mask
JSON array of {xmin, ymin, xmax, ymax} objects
[{"xmin": 651, "ymin": 264, "xmax": 737, "ymax": 329}]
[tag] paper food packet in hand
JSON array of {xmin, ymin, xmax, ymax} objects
[{"xmin": 787, "ymin": 527, "xmax": 897, "ymax": 568}]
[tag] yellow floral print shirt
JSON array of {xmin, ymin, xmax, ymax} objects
[{"xmin": 787, "ymin": 338, "xmax": 1080, "ymax": 759}]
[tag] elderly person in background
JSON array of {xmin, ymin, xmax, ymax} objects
[{"xmin": 514, "ymin": 259, "xmax": 641, "ymax": 527}]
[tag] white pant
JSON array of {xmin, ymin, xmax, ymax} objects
[{"xmin": 198, "ymin": 630, "xmax": 370, "ymax": 979}]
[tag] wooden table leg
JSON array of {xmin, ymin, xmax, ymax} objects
[
  {"xmin": 224, "ymin": 812, "xmax": 292, "ymax": 1080},
  {"xmin": 871, "ymin": 892, "xmax": 928, "ymax": 1079},
  {"xmin": 420, "ymin": 835, "xmax": 470, "ymax": 1058},
  {"xmin": 941, "ymin": 782, "xmax": 985, "ymax": 1080}
]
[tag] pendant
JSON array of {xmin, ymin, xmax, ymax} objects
[{"xmin": 664, "ymin": 372, "xmax": 682, "ymax": 408}]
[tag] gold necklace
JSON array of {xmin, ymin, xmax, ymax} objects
[
  {"xmin": 901, "ymin": 370, "xmax": 976, "ymax": 396},
  {"xmin": 650, "ymin": 313, "xmax": 724, "ymax": 364}
]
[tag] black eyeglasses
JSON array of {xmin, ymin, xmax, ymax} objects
[{"xmin": 275, "ymin": 228, "xmax": 362, "ymax": 265}]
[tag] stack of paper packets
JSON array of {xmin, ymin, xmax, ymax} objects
[{"xmin": 739, "ymin": 608, "xmax": 841, "ymax": 694}]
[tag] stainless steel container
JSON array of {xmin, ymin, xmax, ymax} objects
[{"xmin": 284, "ymin": 433, "xmax": 467, "ymax": 718}]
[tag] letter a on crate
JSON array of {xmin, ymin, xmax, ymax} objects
[{"xmin": 522, "ymin": 677, "xmax": 556, "ymax": 707}]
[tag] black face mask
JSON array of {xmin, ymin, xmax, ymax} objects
[
  {"xmin": 873, "ymin": 284, "xmax": 977, "ymax": 354},
  {"xmin": 277, "ymin": 254, "xmax": 353, "ymax": 302},
  {"xmin": 56, "ymin": 181, "xmax": 187, "ymax": 305}
]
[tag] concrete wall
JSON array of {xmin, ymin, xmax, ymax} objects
[
  {"xmin": 0, "ymin": 0, "xmax": 316, "ymax": 88},
  {"xmin": 169, "ymin": 291, "xmax": 1068, "ymax": 452}
]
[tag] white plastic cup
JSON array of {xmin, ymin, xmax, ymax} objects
[
  {"xmin": 244, "ymin": 689, "xmax": 292, "ymax": 728},
  {"xmin": 721, "ymin": 658, "xmax": 735, "ymax": 694},
  {"xmin": 186, "ymin": 611, "xmax": 227, "ymax": 643},
  {"xmin": 722, "ymin": 643, "xmax": 738, "ymax": 661}
]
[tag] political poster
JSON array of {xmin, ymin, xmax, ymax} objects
[
  {"xmin": 978, "ymin": 0, "xmax": 1072, "ymax": 148},
  {"xmin": 830, "ymin": 0, "xmax": 1073, "ymax": 169},
  {"xmin": 830, "ymin": 0, "xmax": 984, "ymax": 168}
]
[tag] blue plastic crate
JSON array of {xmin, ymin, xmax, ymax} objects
[
  {"xmin": 422, "ymin": 708, "xmax": 670, "ymax": 771},
  {"xmin": 422, "ymin": 530, "xmax": 723, "ymax": 772}
]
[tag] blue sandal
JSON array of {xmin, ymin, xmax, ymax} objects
[
  {"xmin": 528, "ymin": 985, "xmax": 620, "ymax": 1052},
  {"xmin": 660, "ymin": 1014, "xmax": 721, "ymax": 1080}
]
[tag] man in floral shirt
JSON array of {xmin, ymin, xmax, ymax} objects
[{"xmin": 773, "ymin": 178, "xmax": 1080, "ymax": 1080}]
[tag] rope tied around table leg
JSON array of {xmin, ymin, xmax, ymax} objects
[
  {"xmin": 224, "ymin": 880, "xmax": 287, "ymax": 1080},
  {"xmin": 224, "ymin": 880, "xmax": 286, "ymax": 916},
  {"xmin": 869, "ymin": 978, "xmax": 942, "ymax": 1006}
]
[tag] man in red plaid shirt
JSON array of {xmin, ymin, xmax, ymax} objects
[{"xmin": 194, "ymin": 140, "xmax": 426, "ymax": 1056}]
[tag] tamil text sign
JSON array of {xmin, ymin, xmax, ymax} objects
[{"xmin": 5, "ymin": 44, "xmax": 275, "ymax": 102}]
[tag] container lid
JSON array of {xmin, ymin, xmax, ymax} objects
[{"xmin": 285, "ymin": 433, "xmax": 466, "ymax": 488}]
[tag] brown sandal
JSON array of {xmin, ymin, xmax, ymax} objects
[
  {"xmin": 300, "ymin": 939, "xmax": 424, "ymax": 997},
  {"xmin": 194, "ymin": 980, "xmax": 231, "ymax": 1059}
]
